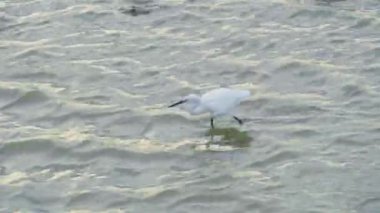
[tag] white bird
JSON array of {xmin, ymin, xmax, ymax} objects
[{"xmin": 168, "ymin": 88, "xmax": 250, "ymax": 129}]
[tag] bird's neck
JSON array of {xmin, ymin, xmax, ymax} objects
[
  {"xmin": 182, "ymin": 96, "xmax": 204, "ymax": 115},
  {"xmin": 190, "ymin": 105, "xmax": 206, "ymax": 115},
  {"xmin": 190, "ymin": 99, "xmax": 208, "ymax": 115}
]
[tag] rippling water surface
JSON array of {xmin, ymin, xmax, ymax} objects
[{"xmin": 1, "ymin": 0, "xmax": 380, "ymax": 212}]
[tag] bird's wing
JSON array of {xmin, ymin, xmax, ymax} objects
[{"xmin": 201, "ymin": 88, "xmax": 250, "ymax": 116}]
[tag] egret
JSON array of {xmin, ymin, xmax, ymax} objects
[{"xmin": 168, "ymin": 88, "xmax": 250, "ymax": 129}]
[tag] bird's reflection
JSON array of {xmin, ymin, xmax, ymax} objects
[{"xmin": 205, "ymin": 127, "xmax": 252, "ymax": 148}]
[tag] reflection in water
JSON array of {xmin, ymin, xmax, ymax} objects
[{"xmin": 205, "ymin": 128, "xmax": 252, "ymax": 148}]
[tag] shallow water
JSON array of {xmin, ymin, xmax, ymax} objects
[{"xmin": 1, "ymin": 0, "xmax": 380, "ymax": 212}]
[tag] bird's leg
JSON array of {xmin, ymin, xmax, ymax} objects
[
  {"xmin": 207, "ymin": 117, "xmax": 215, "ymax": 147},
  {"xmin": 233, "ymin": 116, "xmax": 243, "ymax": 125}
]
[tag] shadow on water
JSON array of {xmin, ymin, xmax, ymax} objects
[{"xmin": 205, "ymin": 127, "xmax": 252, "ymax": 148}]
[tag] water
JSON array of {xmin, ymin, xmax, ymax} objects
[{"xmin": 1, "ymin": 0, "xmax": 380, "ymax": 212}]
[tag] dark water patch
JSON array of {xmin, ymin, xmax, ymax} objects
[
  {"xmin": 12, "ymin": 48, "xmax": 60, "ymax": 60},
  {"xmin": 35, "ymin": 107, "xmax": 132, "ymax": 127},
  {"xmin": 240, "ymin": 199, "xmax": 265, "ymax": 212},
  {"xmin": 180, "ymin": 11, "xmax": 207, "ymax": 22},
  {"xmin": 315, "ymin": 0, "xmax": 347, "ymax": 4},
  {"xmin": 363, "ymin": 47, "xmax": 380, "ymax": 60},
  {"xmin": 145, "ymin": 113, "xmax": 204, "ymax": 139},
  {"xmin": 66, "ymin": 190, "xmax": 126, "ymax": 210},
  {"xmin": 329, "ymin": 37, "xmax": 347, "ymax": 44},
  {"xmin": 356, "ymin": 197, "xmax": 380, "ymax": 213},
  {"xmin": 342, "ymin": 98, "xmax": 375, "ymax": 109},
  {"xmin": 350, "ymin": 18, "xmax": 374, "ymax": 29},
  {"xmin": 0, "ymin": 138, "xmax": 59, "ymax": 156},
  {"xmin": 341, "ymin": 84, "xmax": 366, "ymax": 99},
  {"xmin": 363, "ymin": 64, "xmax": 380, "ymax": 74},
  {"xmin": 330, "ymin": 134, "xmax": 365, "ymax": 147},
  {"xmin": 0, "ymin": 12, "xmax": 14, "ymax": 25},
  {"xmin": 114, "ymin": 167, "xmax": 141, "ymax": 176},
  {"xmin": 250, "ymin": 150, "xmax": 300, "ymax": 168},
  {"xmin": 0, "ymin": 87, "xmax": 22, "ymax": 107},
  {"xmin": 151, "ymin": 113, "xmax": 193, "ymax": 126},
  {"xmin": 74, "ymin": 95, "xmax": 112, "ymax": 105},
  {"xmin": 12, "ymin": 189, "xmax": 62, "ymax": 206},
  {"xmin": 235, "ymin": 68, "xmax": 260, "ymax": 80},
  {"xmin": 0, "ymin": 166, "xmax": 6, "ymax": 175},
  {"xmin": 289, "ymin": 7, "xmax": 334, "ymax": 20},
  {"xmin": 274, "ymin": 61, "xmax": 302, "ymax": 73},
  {"xmin": 369, "ymin": 127, "xmax": 380, "ymax": 134},
  {"xmin": 244, "ymin": 98, "xmax": 270, "ymax": 112},
  {"xmin": 0, "ymin": 138, "xmax": 88, "ymax": 172},
  {"xmin": 119, "ymin": 5, "xmax": 152, "ymax": 16},
  {"xmin": 7, "ymin": 180, "xmax": 68, "ymax": 211},
  {"xmin": 104, "ymin": 197, "xmax": 140, "ymax": 209},
  {"xmin": 264, "ymin": 103, "xmax": 325, "ymax": 117},
  {"xmin": 130, "ymin": 0, "xmax": 155, "ymax": 5},
  {"xmin": 294, "ymin": 160, "xmax": 345, "ymax": 179},
  {"xmin": 272, "ymin": 61, "xmax": 324, "ymax": 81},
  {"xmin": 95, "ymin": 113, "xmax": 150, "ymax": 138},
  {"xmin": 71, "ymin": 146, "xmax": 182, "ymax": 165},
  {"xmin": 309, "ymin": 76, "xmax": 327, "ymax": 87},
  {"xmin": 10, "ymin": 71, "xmax": 57, "ymax": 81},
  {"xmin": 268, "ymin": 60, "xmax": 330, "ymax": 94},
  {"xmin": 290, "ymin": 129, "xmax": 319, "ymax": 138},
  {"xmin": 0, "ymin": 22, "xmax": 28, "ymax": 33},
  {"xmin": 74, "ymin": 8, "xmax": 112, "ymax": 21},
  {"xmin": 245, "ymin": 115, "xmax": 314, "ymax": 126},
  {"xmin": 169, "ymin": 192, "xmax": 237, "ymax": 210},
  {"xmin": 184, "ymin": 173, "xmax": 234, "ymax": 188}
]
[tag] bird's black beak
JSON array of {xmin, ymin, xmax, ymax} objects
[{"xmin": 168, "ymin": 100, "xmax": 186, "ymax": 108}]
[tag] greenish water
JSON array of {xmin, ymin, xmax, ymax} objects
[{"xmin": 0, "ymin": 0, "xmax": 380, "ymax": 212}]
